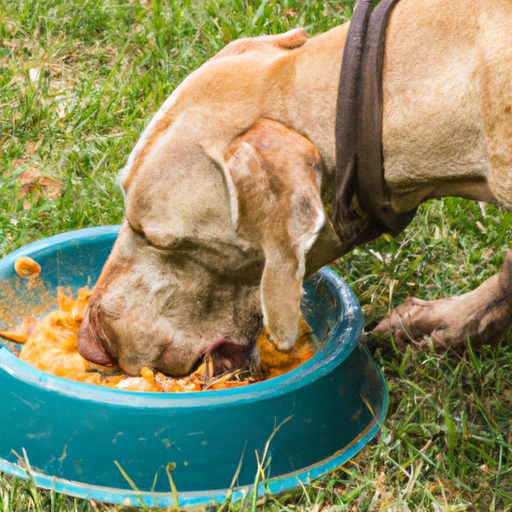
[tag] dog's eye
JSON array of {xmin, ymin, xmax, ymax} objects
[
  {"xmin": 126, "ymin": 221, "xmax": 158, "ymax": 247},
  {"xmin": 127, "ymin": 220, "xmax": 147, "ymax": 240},
  {"xmin": 126, "ymin": 220, "xmax": 172, "ymax": 252}
]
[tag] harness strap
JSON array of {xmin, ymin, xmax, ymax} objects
[{"xmin": 332, "ymin": 0, "xmax": 416, "ymax": 252}]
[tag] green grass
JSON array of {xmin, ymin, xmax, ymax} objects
[{"xmin": 0, "ymin": 0, "xmax": 511, "ymax": 510}]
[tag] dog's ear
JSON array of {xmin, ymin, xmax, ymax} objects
[
  {"xmin": 210, "ymin": 28, "xmax": 309, "ymax": 62},
  {"xmin": 224, "ymin": 119, "xmax": 325, "ymax": 351}
]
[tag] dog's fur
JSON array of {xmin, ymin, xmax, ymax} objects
[{"xmin": 78, "ymin": 0, "xmax": 512, "ymax": 376}]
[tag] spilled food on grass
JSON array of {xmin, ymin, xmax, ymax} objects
[{"xmin": 0, "ymin": 258, "xmax": 320, "ymax": 392}]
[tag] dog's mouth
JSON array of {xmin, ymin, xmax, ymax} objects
[
  {"xmin": 78, "ymin": 307, "xmax": 255, "ymax": 379},
  {"xmin": 203, "ymin": 337, "xmax": 253, "ymax": 379},
  {"xmin": 77, "ymin": 283, "xmax": 264, "ymax": 379}
]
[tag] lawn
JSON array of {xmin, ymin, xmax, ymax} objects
[{"xmin": 0, "ymin": 0, "xmax": 511, "ymax": 510}]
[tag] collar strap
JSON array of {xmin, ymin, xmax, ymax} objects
[{"xmin": 332, "ymin": 0, "xmax": 416, "ymax": 252}]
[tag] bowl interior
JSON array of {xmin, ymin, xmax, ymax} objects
[{"xmin": 0, "ymin": 226, "xmax": 119, "ymax": 331}]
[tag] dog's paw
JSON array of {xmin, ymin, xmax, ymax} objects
[
  {"xmin": 372, "ymin": 296, "xmax": 480, "ymax": 350},
  {"xmin": 372, "ymin": 297, "xmax": 440, "ymax": 346},
  {"xmin": 372, "ymin": 288, "xmax": 512, "ymax": 350}
]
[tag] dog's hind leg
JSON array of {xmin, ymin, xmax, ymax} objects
[
  {"xmin": 373, "ymin": 248, "xmax": 512, "ymax": 349},
  {"xmin": 374, "ymin": 13, "xmax": 512, "ymax": 350}
]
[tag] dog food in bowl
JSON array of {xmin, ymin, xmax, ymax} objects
[{"xmin": 0, "ymin": 262, "xmax": 319, "ymax": 392}]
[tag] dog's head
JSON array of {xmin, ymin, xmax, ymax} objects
[{"xmin": 77, "ymin": 116, "xmax": 337, "ymax": 376}]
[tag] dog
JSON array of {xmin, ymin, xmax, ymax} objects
[{"xmin": 77, "ymin": 0, "xmax": 512, "ymax": 377}]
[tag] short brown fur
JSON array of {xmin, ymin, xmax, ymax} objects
[{"xmin": 79, "ymin": 0, "xmax": 512, "ymax": 375}]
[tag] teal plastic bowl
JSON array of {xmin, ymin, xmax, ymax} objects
[{"xmin": 0, "ymin": 227, "xmax": 387, "ymax": 508}]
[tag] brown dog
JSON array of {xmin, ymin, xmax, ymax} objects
[{"xmin": 78, "ymin": 0, "xmax": 512, "ymax": 377}]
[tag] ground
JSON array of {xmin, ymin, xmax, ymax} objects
[{"xmin": 0, "ymin": 0, "xmax": 511, "ymax": 510}]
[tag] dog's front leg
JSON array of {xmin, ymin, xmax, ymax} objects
[{"xmin": 373, "ymin": 248, "xmax": 512, "ymax": 349}]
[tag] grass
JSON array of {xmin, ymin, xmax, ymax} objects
[{"xmin": 0, "ymin": 0, "xmax": 511, "ymax": 510}]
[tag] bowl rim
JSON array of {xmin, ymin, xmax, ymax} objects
[{"xmin": 0, "ymin": 226, "xmax": 364, "ymax": 407}]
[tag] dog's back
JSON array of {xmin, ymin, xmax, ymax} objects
[{"xmin": 382, "ymin": 0, "xmax": 512, "ymax": 210}]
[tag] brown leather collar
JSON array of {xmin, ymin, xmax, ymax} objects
[{"xmin": 332, "ymin": 0, "xmax": 416, "ymax": 253}]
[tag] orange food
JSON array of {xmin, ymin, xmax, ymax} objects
[
  {"xmin": 256, "ymin": 320, "xmax": 318, "ymax": 380},
  {"xmin": 4, "ymin": 285, "xmax": 319, "ymax": 393},
  {"xmin": 0, "ymin": 316, "xmax": 41, "ymax": 344},
  {"xmin": 19, "ymin": 308, "xmax": 89, "ymax": 380},
  {"xmin": 14, "ymin": 257, "xmax": 41, "ymax": 278}
]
